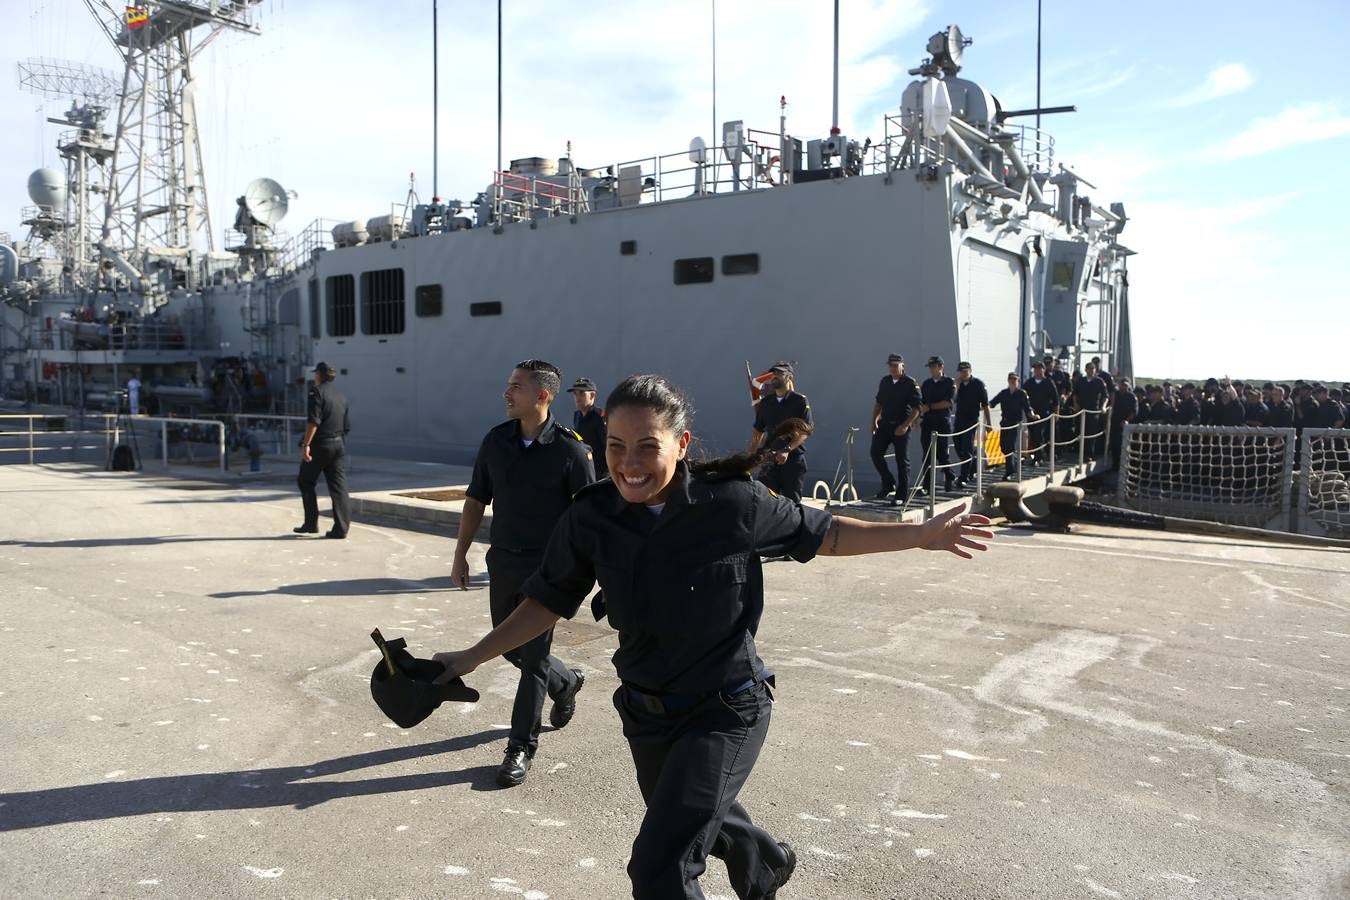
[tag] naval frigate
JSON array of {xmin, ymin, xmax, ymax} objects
[{"xmin": 1, "ymin": 4, "xmax": 1134, "ymax": 483}]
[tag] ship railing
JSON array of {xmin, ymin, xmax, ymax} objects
[
  {"xmin": 276, "ymin": 219, "xmax": 340, "ymax": 272},
  {"xmin": 0, "ymin": 412, "xmax": 228, "ymax": 471},
  {"xmin": 878, "ymin": 115, "xmax": 1058, "ymax": 184},
  {"xmin": 217, "ymin": 412, "xmax": 308, "ymax": 461},
  {"xmin": 38, "ymin": 320, "xmax": 201, "ymax": 352},
  {"xmin": 490, "ymin": 138, "xmax": 787, "ymax": 226},
  {"xmin": 813, "ymin": 407, "xmax": 1112, "ymax": 516}
]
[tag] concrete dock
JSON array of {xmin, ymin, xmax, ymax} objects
[{"xmin": 1, "ymin": 461, "xmax": 1347, "ymax": 899}]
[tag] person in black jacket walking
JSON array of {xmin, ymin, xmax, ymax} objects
[{"xmin": 990, "ymin": 373, "xmax": 1037, "ymax": 479}]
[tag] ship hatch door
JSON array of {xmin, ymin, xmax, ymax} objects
[{"xmin": 959, "ymin": 242, "xmax": 1025, "ymax": 380}]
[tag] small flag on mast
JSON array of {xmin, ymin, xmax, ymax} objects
[
  {"xmin": 126, "ymin": 6, "xmax": 149, "ymax": 30},
  {"xmin": 745, "ymin": 361, "xmax": 774, "ymax": 405}
]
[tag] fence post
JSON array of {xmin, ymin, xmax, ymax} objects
[
  {"xmin": 1293, "ymin": 428, "xmax": 1307, "ymax": 534},
  {"xmin": 284, "ymin": 418, "xmax": 291, "ymax": 458},
  {"xmin": 1048, "ymin": 414, "xmax": 1057, "ymax": 479},
  {"xmin": 218, "ymin": 423, "xmax": 226, "ymax": 472},
  {"xmin": 1101, "ymin": 406, "xmax": 1113, "ymax": 466},
  {"xmin": 1078, "ymin": 411, "xmax": 1086, "ymax": 470},
  {"xmin": 27, "ymin": 415, "xmax": 34, "ymax": 464},
  {"xmin": 1016, "ymin": 421, "xmax": 1025, "ymax": 482},
  {"xmin": 161, "ymin": 421, "xmax": 168, "ymax": 466},
  {"xmin": 975, "ymin": 420, "xmax": 985, "ymax": 500},
  {"xmin": 926, "ymin": 439, "xmax": 936, "ymax": 517}
]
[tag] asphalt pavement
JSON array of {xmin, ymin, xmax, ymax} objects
[{"xmin": 1, "ymin": 463, "xmax": 1346, "ymax": 899}]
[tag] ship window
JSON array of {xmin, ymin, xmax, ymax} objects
[
  {"xmin": 1050, "ymin": 262, "xmax": 1075, "ymax": 292},
  {"xmin": 326, "ymin": 274, "xmax": 356, "ymax": 337},
  {"xmin": 620, "ymin": 240, "xmax": 637, "ymax": 255},
  {"xmin": 470, "ymin": 301, "xmax": 503, "ymax": 317},
  {"xmin": 308, "ymin": 280, "xmax": 320, "ymax": 338},
  {"xmin": 722, "ymin": 253, "xmax": 759, "ymax": 276},
  {"xmin": 415, "ymin": 284, "xmax": 443, "ymax": 318},
  {"xmin": 674, "ymin": 257, "xmax": 714, "ymax": 285},
  {"xmin": 360, "ymin": 267, "xmax": 405, "ymax": 335}
]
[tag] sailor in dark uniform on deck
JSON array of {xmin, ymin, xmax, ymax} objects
[
  {"xmin": 432, "ymin": 374, "xmax": 993, "ymax": 900},
  {"xmin": 1024, "ymin": 360, "xmax": 1059, "ymax": 462},
  {"xmin": 750, "ymin": 362, "xmax": 813, "ymax": 501},
  {"xmin": 952, "ymin": 361, "xmax": 990, "ymax": 488},
  {"xmin": 918, "ymin": 356, "xmax": 956, "ymax": 493},
  {"xmin": 870, "ymin": 353, "xmax": 921, "ymax": 502},
  {"xmin": 990, "ymin": 372, "xmax": 1036, "ymax": 479}
]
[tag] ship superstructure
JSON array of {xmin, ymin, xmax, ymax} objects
[{"xmin": 2, "ymin": 12, "xmax": 1133, "ymax": 478}]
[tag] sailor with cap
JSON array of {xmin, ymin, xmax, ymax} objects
[
  {"xmin": 918, "ymin": 356, "xmax": 956, "ymax": 493},
  {"xmin": 870, "ymin": 353, "xmax": 922, "ymax": 502},
  {"xmin": 568, "ymin": 377, "xmax": 608, "ymax": 478},
  {"xmin": 952, "ymin": 361, "xmax": 990, "ymax": 488},
  {"xmin": 294, "ymin": 361, "xmax": 351, "ymax": 538},
  {"xmin": 750, "ymin": 362, "xmax": 812, "ymax": 501}
]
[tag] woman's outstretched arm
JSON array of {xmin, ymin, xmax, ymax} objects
[{"xmin": 818, "ymin": 502, "xmax": 993, "ymax": 559}]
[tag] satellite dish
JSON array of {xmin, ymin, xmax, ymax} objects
[
  {"xmin": 946, "ymin": 25, "xmax": 966, "ymax": 67},
  {"xmin": 689, "ymin": 137, "xmax": 708, "ymax": 164},
  {"xmin": 242, "ymin": 177, "xmax": 292, "ymax": 228}
]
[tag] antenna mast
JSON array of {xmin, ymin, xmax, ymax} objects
[{"xmin": 82, "ymin": 0, "xmax": 263, "ymax": 261}]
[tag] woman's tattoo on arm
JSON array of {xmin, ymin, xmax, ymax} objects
[{"xmin": 829, "ymin": 520, "xmax": 840, "ymax": 554}]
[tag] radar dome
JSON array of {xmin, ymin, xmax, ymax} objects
[{"xmin": 27, "ymin": 168, "xmax": 66, "ymax": 211}]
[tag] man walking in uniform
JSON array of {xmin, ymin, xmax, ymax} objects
[
  {"xmin": 1075, "ymin": 361, "xmax": 1110, "ymax": 459},
  {"xmin": 294, "ymin": 362, "xmax": 351, "ymax": 539},
  {"xmin": 918, "ymin": 356, "xmax": 956, "ymax": 493},
  {"xmin": 1024, "ymin": 360, "xmax": 1060, "ymax": 462},
  {"xmin": 452, "ymin": 359, "xmax": 594, "ymax": 787},
  {"xmin": 990, "ymin": 373, "xmax": 1037, "ymax": 480},
  {"xmin": 870, "ymin": 354, "xmax": 921, "ymax": 503},
  {"xmin": 750, "ymin": 362, "xmax": 813, "ymax": 501},
  {"xmin": 568, "ymin": 377, "xmax": 607, "ymax": 478},
  {"xmin": 952, "ymin": 361, "xmax": 990, "ymax": 488}
]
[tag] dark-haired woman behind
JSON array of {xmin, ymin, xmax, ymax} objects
[{"xmin": 435, "ymin": 374, "xmax": 992, "ymax": 899}]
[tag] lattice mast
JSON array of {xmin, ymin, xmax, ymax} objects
[
  {"xmin": 82, "ymin": 0, "xmax": 263, "ymax": 256},
  {"xmin": 15, "ymin": 59, "xmax": 119, "ymax": 277}
]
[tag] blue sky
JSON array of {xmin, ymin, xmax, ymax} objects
[{"xmin": 3, "ymin": 0, "xmax": 1348, "ymax": 379}]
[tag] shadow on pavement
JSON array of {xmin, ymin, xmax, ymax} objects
[
  {"xmin": 0, "ymin": 535, "xmax": 292, "ymax": 549},
  {"xmin": 211, "ymin": 573, "xmax": 489, "ymax": 599},
  {"xmin": 0, "ymin": 729, "xmax": 509, "ymax": 831}
]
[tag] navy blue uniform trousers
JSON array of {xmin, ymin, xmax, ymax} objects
[
  {"xmin": 487, "ymin": 548, "xmax": 577, "ymax": 756},
  {"xmin": 615, "ymin": 682, "xmax": 787, "ymax": 899},
  {"xmin": 297, "ymin": 436, "xmax": 350, "ymax": 535}
]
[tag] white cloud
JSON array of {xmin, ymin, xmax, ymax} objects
[
  {"xmin": 1167, "ymin": 62, "xmax": 1254, "ymax": 107},
  {"xmin": 1212, "ymin": 102, "xmax": 1350, "ymax": 161}
]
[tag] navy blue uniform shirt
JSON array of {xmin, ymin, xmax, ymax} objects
[
  {"xmin": 1075, "ymin": 376, "xmax": 1108, "ymax": 412},
  {"xmin": 1025, "ymin": 376, "xmax": 1059, "ymax": 415},
  {"xmin": 919, "ymin": 376, "xmax": 956, "ymax": 425},
  {"xmin": 875, "ymin": 375, "xmax": 921, "ymax": 423},
  {"xmin": 1266, "ymin": 400, "xmax": 1294, "ymax": 428},
  {"xmin": 306, "ymin": 380, "xmax": 350, "ymax": 439},
  {"xmin": 573, "ymin": 407, "xmax": 608, "ymax": 476},
  {"xmin": 753, "ymin": 390, "xmax": 813, "ymax": 438},
  {"xmin": 990, "ymin": 388, "xmax": 1034, "ymax": 426},
  {"xmin": 522, "ymin": 463, "xmax": 832, "ymax": 695},
  {"xmin": 954, "ymin": 377, "xmax": 989, "ymax": 425},
  {"xmin": 1175, "ymin": 396, "xmax": 1202, "ymax": 426},
  {"xmin": 466, "ymin": 416, "xmax": 596, "ymax": 552},
  {"xmin": 1112, "ymin": 389, "xmax": 1138, "ymax": 424}
]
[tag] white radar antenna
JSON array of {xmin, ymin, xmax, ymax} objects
[
  {"xmin": 82, "ymin": 0, "xmax": 265, "ymax": 259},
  {"xmin": 15, "ymin": 58, "xmax": 121, "ymax": 276}
]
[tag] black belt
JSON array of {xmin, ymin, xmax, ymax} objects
[
  {"xmin": 313, "ymin": 434, "xmax": 344, "ymax": 442},
  {"xmin": 623, "ymin": 670, "xmax": 773, "ymax": 716}
]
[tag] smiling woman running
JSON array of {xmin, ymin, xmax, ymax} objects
[{"xmin": 434, "ymin": 374, "xmax": 992, "ymax": 900}]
